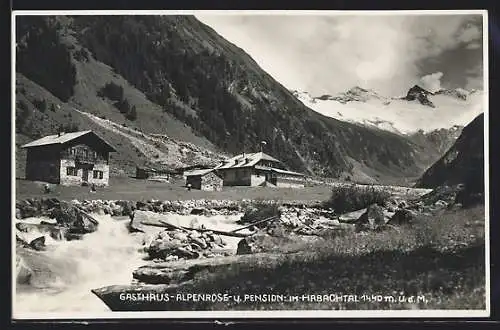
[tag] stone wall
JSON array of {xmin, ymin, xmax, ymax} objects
[
  {"xmin": 200, "ymin": 172, "xmax": 223, "ymax": 191},
  {"xmin": 91, "ymin": 162, "xmax": 110, "ymax": 187},
  {"xmin": 60, "ymin": 159, "xmax": 110, "ymax": 187}
]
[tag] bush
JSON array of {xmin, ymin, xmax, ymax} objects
[
  {"xmin": 125, "ymin": 105, "xmax": 137, "ymax": 121},
  {"xmin": 98, "ymin": 82, "xmax": 124, "ymax": 102},
  {"xmin": 323, "ymin": 184, "xmax": 391, "ymax": 214},
  {"xmin": 116, "ymin": 99, "xmax": 131, "ymax": 114},
  {"xmin": 238, "ymin": 200, "xmax": 280, "ymax": 226},
  {"xmin": 455, "ymin": 189, "xmax": 484, "ymax": 208},
  {"xmin": 33, "ymin": 98, "xmax": 47, "ymax": 112}
]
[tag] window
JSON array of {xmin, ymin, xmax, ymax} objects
[
  {"xmin": 93, "ymin": 170, "xmax": 104, "ymax": 179},
  {"xmin": 66, "ymin": 167, "xmax": 77, "ymax": 176}
]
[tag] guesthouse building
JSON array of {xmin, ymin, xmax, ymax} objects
[
  {"xmin": 213, "ymin": 152, "xmax": 305, "ymax": 188},
  {"xmin": 21, "ymin": 130, "xmax": 116, "ymax": 187}
]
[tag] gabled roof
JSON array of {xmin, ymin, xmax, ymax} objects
[
  {"xmin": 254, "ymin": 165, "xmax": 305, "ymax": 177},
  {"xmin": 21, "ymin": 130, "xmax": 116, "ymax": 151},
  {"xmin": 216, "ymin": 152, "xmax": 282, "ymax": 169},
  {"xmin": 184, "ymin": 168, "xmax": 214, "ymax": 177}
]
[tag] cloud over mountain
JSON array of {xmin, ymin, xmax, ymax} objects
[
  {"xmin": 419, "ymin": 72, "xmax": 444, "ymax": 93},
  {"xmin": 197, "ymin": 13, "xmax": 484, "ymax": 96}
]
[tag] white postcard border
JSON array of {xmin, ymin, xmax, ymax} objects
[{"xmin": 11, "ymin": 9, "xmax": 490, "ymax": 320}]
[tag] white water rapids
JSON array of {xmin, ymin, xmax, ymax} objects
[{"xmin": 15, "ymin": 212, "xmax": 244, "ymax": 314}]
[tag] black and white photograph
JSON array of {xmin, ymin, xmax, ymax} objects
[{"xmin": 12, "ymin": 10, "xmax": 488, "ymax": 319}]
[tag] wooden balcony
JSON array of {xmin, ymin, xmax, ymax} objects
[{"xmin": 75, "ymin": 155, "xmax": 98, "ymax": 165}]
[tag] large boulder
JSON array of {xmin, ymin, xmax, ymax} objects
[
  {"xmin": 116, "ymin": 200, "xmax": 135, "ymax": 216},
  {"xmin": 136, "ymin": 201, "xmax": 154, "ymax": 211},
  {"xmin": 356, "ymin": 204, "xmax": 387, "ymax": 231},
  {"xmin": 40, "ymin": 197, "xmax": 61, "ymax": 210},
  {"xmin": 133, "ymin": 266, "xmax": 189, "ymax": 285},
  {"xmin": 16, "ymin": 228, "xmax": 47, "ymax": 251},
  {"xmin": 147, "ymin": 235, "xmax": 184, "ymax": 259},
  {"xmin": 147, "ymin": 233, "xmax": 201, "ymax": 260},
  {"xmin": 420, "ymin": 185, "xmax": 464, "ymax": 206},
  {"xmin": 266, "ymin": 222, "xmax": 289, "ymax": 237},
  {"xmin": 145, "ymin": 227, "xmax": 228, "ymax": 261},
  {"xmin": 29, "ymin": 236, "xmax": 46, "ymax": 251},
  {"xmin": 16, "ymin": 222, "xmax": 68, "ymax": 241},
  {"xmin": 49, "ymin": 205, "xmax": 98, "ymax": 234},
  {"xmin": 16, "ymin": 254, "xmax": 32, "ymax": 284},
  {"xmin": 236, "ymin": 232, "xmax": 290, "ymax": 255},
  {"xmin": 129, "ymin": 210, "xmax": 172, "ymax": 234},
  {"xmin": 190, "ymin": 208, "xmax": 206, "ymax": 215},
  {"xmin": 16, "ymin": 200, "xmax": 39, "ymax": 218},
  {"xmin": 338, "ymin": 208, "xmax": 367, "ymax": 223}
]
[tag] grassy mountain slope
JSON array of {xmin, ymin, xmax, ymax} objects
[
  {"xmin": 15, "ymin": 15, "xmax": 445, "ymax": 183},
  {"xmin": 15, "ymin": 72, "xmax": 224, "ymax": 178}
]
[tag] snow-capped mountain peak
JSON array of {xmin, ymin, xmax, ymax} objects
[
  {"xmin": 292, "ymin": 85, "xmax": 484, "ymax": 135},
  {"xmin": 434, "ymin": 87, "xmax": 470, "ymax": 101}
]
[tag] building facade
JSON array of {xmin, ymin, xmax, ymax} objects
[
  {"xmin": 184, "ymin": 169, "xmax": 223, "ymax": 191},
  {"xmin": 214, "ymin": 152, "xmax": 305, "ymax": 188},
  {"xmin": 21, "ymin": 130, "xmax": 116, "ymax": 187}
]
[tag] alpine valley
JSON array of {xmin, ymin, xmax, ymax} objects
[{"xmin": 15, "ymin": 15, "xmax": 485, "ymax": 186}]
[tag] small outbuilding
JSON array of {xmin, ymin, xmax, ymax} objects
[
  {"xmin": 184, "ymin": 169, "xmax": 223, "ymax": 191},
  {"xmin": 136, "ymin": 165, "xmax": 171, "ymax": 182},
  {"xmin": 135, "ymin": 166, "xmax": 158, "ymax": 179}
]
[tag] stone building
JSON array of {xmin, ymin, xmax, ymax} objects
[
  {"xmin": 184, "ymin": 169, "xmax": 223, "ymax": 191},
  {"xmin": 21, "ymin": 130, "xmax": 116, "ymax": 186}
]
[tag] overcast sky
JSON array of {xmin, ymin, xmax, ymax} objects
[{"xmin": 196, "ymin": 13, "xmax": 484, "ymax": 97}]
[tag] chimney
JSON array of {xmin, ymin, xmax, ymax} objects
[{"xmin": 260, "ymin": 140, "xmax": 267, "ymax": 153}]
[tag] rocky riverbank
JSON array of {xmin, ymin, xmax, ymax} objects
[
  {"xmin": 16, "ymin": 184, "xmax": 469, "ymax": 311},
  {"xmin": 16, "ymin": 198, "xmax": 328, "ymax": 220}
]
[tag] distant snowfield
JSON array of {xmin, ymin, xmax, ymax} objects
[{"xmin": 294, "ymin": 89, "xmax": 485, "ymax": 135}]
